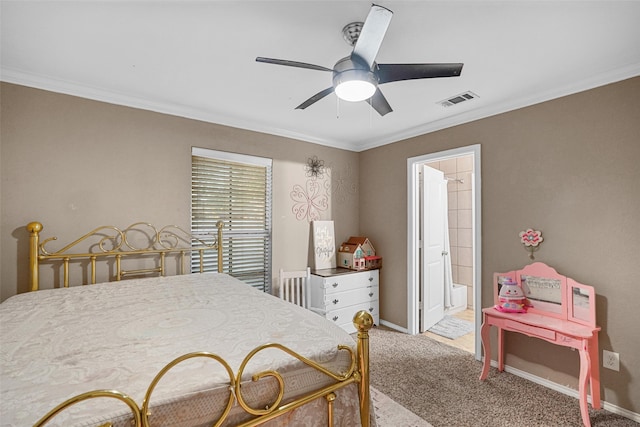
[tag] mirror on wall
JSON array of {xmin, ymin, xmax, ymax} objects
[
  {"xmin": 522, "ymin": 275, "xmax": 563, "ymax": 314},
  {"xmin": 570, "ymin": 285, "xmax": 592, "ymax": 323}
]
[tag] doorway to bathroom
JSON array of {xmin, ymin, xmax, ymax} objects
[{"xmin": 406, "ymin": 144, "xmax": 482, "ymax": 359}]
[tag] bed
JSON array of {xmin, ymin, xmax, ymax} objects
[{"xmin": 0, "ymin": 221, "xmax": 373, "ymax": 427}]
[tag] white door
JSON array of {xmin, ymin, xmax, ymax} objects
[{"xmin": 420, "ymin": 165, "xmax": 445, "ymax": 332}]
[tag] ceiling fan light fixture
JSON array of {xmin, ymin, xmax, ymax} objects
[
  {"xmin": 257, "ymin": 4, "xmax": 463, "ymax": 115},
  {"xmin": 333, "ymin": 69, "xmax": 377, "ymax": 102}
]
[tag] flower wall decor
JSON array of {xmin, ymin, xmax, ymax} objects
[
  {"xmin": 290, "ymin": 180, "xmax": 328, "ymax": 222},
  {"xmin": 290, "ymin": 156, "xmax": 358, "ymax": 222},
  {"xmin": 305, "ymin": 155, "xmax": 325, "ymax": 179},
  {"xmin": 519, "ymin": 228, "xmax": 544, "ymax": 259}
]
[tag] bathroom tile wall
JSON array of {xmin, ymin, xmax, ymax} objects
[{"xmin": 427, "ymin": 155, "xmax": 474, "ymax": 308}]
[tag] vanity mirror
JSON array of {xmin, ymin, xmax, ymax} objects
[
  {"xmin": 568, "ymin": 279, "xmax": 597, "ymax": 327},
  {"xmin": 521, "ymin": 274, "xmax": 565, "ymax": 315}
]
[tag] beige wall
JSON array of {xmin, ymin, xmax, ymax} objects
[
  {"xmin": 0, "ymin": 83, "xmax": 359, "ymax": 299},
  {"xmin": 2, "ymin": 77, "xmax": 640, "ymax": 414},
  {"xmin": 360, "ymin": 76, "xmax": 640, "ymax": 413}
]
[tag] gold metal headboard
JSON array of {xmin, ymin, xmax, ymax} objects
[{"xmin": 27, "ymin": 221, "xmax": 223, "ymax": 291}]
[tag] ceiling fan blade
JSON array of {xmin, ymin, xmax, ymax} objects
[
  {"xmin": 295, "ymin": 87, "xmax": 335, "ymax": 110},
  {"xmin": 369, "ymin": 88, "xmax": 393, "ymax": 116},
  {"xmin": 376, "ymin": 63, "xmax": 464, "ymax": 84},
  {"xmin": 256, "ymin": 57, "xmax": 333, "ymax": 72},
  {"xmin": 351, "ymin": 4, "xmax": 393, "ymax": 69}
]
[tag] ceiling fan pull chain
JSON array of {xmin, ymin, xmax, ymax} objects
[{"xmin": 369, "ymin": 98, "xmax": 373, "ymax": 128}]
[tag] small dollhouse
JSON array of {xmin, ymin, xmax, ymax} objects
[{"xmin": 338, "ymin": 237, "xmax": 382, "ymax": 270}]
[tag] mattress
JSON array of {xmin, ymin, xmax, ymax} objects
[{"xmin": 0, "ymin": 273, "xmax": 362, "ymax": 426}]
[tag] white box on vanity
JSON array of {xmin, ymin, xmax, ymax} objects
[{"xmin": 310, "ymin": 268, "xmax": 379, "ymax": 334}]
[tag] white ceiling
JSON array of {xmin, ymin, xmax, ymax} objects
[{"xmin": 2, "ymin": 1, "xmax": 640, "ymax": 152}]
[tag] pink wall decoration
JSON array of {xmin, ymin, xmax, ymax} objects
[
  {"xmin": 291, "ymin": 179, "xmax": 328, "ymax": 222},
  {"xmin": 519, "ymin": 228, "xmax": 544, "ymax": 259}
]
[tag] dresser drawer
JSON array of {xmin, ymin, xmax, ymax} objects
[
  {"xmin": 312, "ymin": 270, "xmax": 378, "ymax": 294},
  {"xmin": 318, "ymin": 286, "xmax": 379, "ymax": 310},
  {"xmin": 324, "ymin": 301, "xmax": 379, "ymax": 331},
  {"xmin": 503, "ymin": 318, "xmax": 556, "ymax": 341}
]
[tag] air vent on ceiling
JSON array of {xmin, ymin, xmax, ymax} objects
[{"xmin": 438, "ymin": 91, "xmax": 479, "ymax": 107}]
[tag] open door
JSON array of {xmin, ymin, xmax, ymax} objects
[
  {"xmin": 408, "ymin": 145, "xmax": 481, "ymax": 357},
  {"xmin": 420, "ymin": 165, "xmax": 446, "ymax": 332}
]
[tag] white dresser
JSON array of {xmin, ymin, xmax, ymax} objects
[{"xmin": 309, "ymin": 268, "xmax": 379, "ymax": 334}]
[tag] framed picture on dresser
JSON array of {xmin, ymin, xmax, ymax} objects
[{"xmin": 311, "ymin": 220, "xmax": 337, "ymax": 270}]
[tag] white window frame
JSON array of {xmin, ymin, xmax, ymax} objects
[{"xmin": 191, "ymin": 147, "xmax": 273, "ymax": 292}]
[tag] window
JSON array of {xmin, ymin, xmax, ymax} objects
[{"xmin": 191, "ymin": 147, "xmax": 272, "ymax": 292}]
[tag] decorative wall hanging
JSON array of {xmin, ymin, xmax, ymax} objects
[
  {"xmin": 305, "ymin": 155, "xmax": 325, "ymax": 179},
  {"xmin": 327, "ymin": 162, "xmax": 358, "ymax": 204},
  {"xmin": 291, "ymin": 155, "xmax": 331, "ymax": 222},
  {"xmin": 290, "ymin": 180, "xmax": 328, "ymax": 222},
  {"xmin": 519, "ymin": 228, "xmax": 543, "ymax": 259},
  {"xmin": 290, "ymin": 156, "xmax": 357, "ymax": 222}
]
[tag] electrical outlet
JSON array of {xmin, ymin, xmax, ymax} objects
[{"xmin": 603, "ymin": 350, "xmax": 620, "ymax": 371}]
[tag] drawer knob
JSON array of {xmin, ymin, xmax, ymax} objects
[
  {"xmin": 368, "ymin": 277, "xmax": 373, "ymax": 282},
  {"xmin": 332, "ymin": 282, "xmax": 339, "ymax": 288},
  {"xmin": 369, "ymin": 292, "xmax": 374, "ymax": 297},
  {"xmin": 332, "ymin": 299, "xmax": 339, "ymax": 305},
  {"xmin": 369, "ymin": 307, "xmax": 374, "ymax": 312},
  {"xmin": 332, "ymin": 315, "xmax": 339, "ymax": 322}
]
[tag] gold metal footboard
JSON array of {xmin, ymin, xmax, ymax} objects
[{"xmin": 34, "ymin": 311, "xmax": 373, "ymax": 427}]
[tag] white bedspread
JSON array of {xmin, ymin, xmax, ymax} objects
[{"xmin": 0, "ymin": 273, "xmax": 361, "ymax": 426}]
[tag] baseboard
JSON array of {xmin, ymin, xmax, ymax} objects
[
  {"xmin": 379, "ymin": 319, "xmax": 408, "ymax": 333},
  {"xmin": 487, "ymin": 358, "xmax": 640, "ymax": 423}
]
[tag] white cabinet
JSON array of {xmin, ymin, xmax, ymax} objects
[{"xmin": 310, "ymin": 269, "xmax": 379, "ymax": 334}]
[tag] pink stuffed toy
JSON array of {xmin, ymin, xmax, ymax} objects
[{"xmin": 495, "ymin": 280, "xmax": 528, "ymax": 313}]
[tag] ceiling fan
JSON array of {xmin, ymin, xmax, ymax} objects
[{"xmin": 256, "ymin": 4, "xmax": 463, "ymax": 116}]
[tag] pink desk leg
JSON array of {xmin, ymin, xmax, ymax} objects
[
  {"xmin": 578, "ymin": 346, "xmax": 592, "ymax": 427},
  {"xmin": 497, "ymin": 327, "xmax": 505, "ymax": 372},
  {"xmin": 588, "ymin": 336, "xmax": 601, "ymax": 409},
  {"xmin": 479, "ymin": 319, "xmax": 491, "ymax": 380}
]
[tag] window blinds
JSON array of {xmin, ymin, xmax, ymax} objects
[{"xmin": 191, "ymin": 148, "xmax": 272, "ymax": 292}]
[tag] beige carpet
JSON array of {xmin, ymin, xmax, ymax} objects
[
  {"xmin": 372, "ymin": 386, "xmax": 432, "ymax": 427},
  {"xmin": 367, "ymin": 327, "xmax": 639, "ymax": 427}
]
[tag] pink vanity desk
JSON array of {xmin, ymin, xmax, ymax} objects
[{"xmin": 479, "ymin": 262, "xmax": 601, "ymax": 427}]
